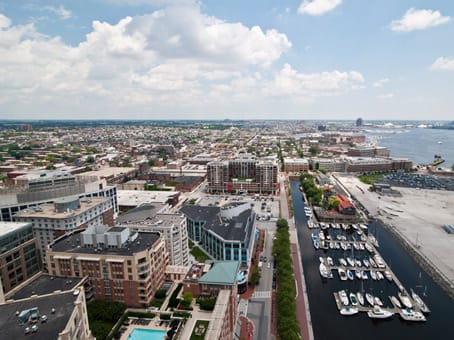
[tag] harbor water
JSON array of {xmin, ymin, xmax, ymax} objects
[
  {"xmin": 290, "ymin": 181, "xmax": 454, "ymax": 340},
  {"xmin": 365, "ymin": 127, "xmax": 454, "ymax": 166}
]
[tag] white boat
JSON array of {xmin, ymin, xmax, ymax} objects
[
  {"xmin": 368, "ymin": 234, "xmax": 379, "ymax": 247},
  {"xmin": 311, "ymin": 232, "xmax": 318, "ymax": 241},
  {"xmin": 361, "ymin": 270, "xmax": 368, "ymax": 280},
  {"xmin": 319, "ymin": 256, "xmax": 325, "ymax": 264},
  {"xmin": 376, "ymin": 271, "xmax": 384, "ymax": 280},
  {"xmin": 339, "ymin": 258, "xmax": 347, "ymax": 267},
  {"xmin": 313, "ymin": 239, "xmax": 319, "ymax": 249},
  {"xmin": 398, "ymin": 292, "xmax": 413, "ymax": 309},
  {"xmin": 329, "ymin": 242, "xmax": 335, "ymax": 249},
  {"xmin": 335, "ymin": 242, "xmax": 340, "ymax": 249},
  {"xmin": 366, "ymin": 293, "xmax": 375, "ymax": 306},
  {"xmin": 326, "ymin": 257, "xmax": 334, "ymax": 266},
  {"xmin": 339, "ymin": 290, "xmax": 349, "ymax": 305},
  {"xmin": 358, "ymin": 243, "xmax": 365, "ymax": 251},
  {"xmin": 347, "ymin": 269, "xmax": 354, "ymax": 281},
  {"xmin": 365, "ymin": 243, "xmax": 374, "ymax": 253},
  {"xmin": 389, "ymin": 296, "xmax": 402, "ymax": 308},
  {"xmin": 367, "ymin": 306, "xmax": 394, "ymax": 319},
  {"xmin": 346, "ymin": 257, "xmax": 355, "ymax": 267},
  {"xmin": 353, "ymin": 242, "xmax": 359, "ymax": 250},
  {"xmin": 355, "ymin": 269, "xmax": 362, "ymax": 280},
  {"xmin": 338, "ymin": 268, "xmax": 348, "ymax": 281},
  {"xmin": 369, "ymin": 257, "xmax": 377, "ymax": 268},
  {"xmin": 340, "ymin": 306, "xmax": 358, "ymax": 316},
  {"xmin": 410, "ymin": 289, "xmax": 430, "ymax": 313},
  {"xmin": 374, "ymin": 296, "xmax": 383, "ymax": 306},
  {"xmin": 384, "ymin": 270, "xmax": 392, "ymax": 281},
  {"xmin": 319, "ymin": 263, "xmax": 333, "ymax": 279},
  {"xmin": 356, "ymin": 292, "xmax": 365, "ymax": 305},
  {"xmin": 349, "ymin": 292, "xmax": 358, "ymax": 306},
  {"xmin": 370, "ymin": 270, "xmax": 377, "ymax": 280},
  {"xmin": 400, "ymin": 308, "xmax": 426, "ymax": 322},
  {"xmin": 341, "ymin": 242, "xmax": 348, "ymax": 251},
  {"xmin": 354, "ymin": 259, "xmax": 361, "ymax": 267},
  {"xmin": 363, "ymin": 258, "xmax": 370, "ymax": 267}
]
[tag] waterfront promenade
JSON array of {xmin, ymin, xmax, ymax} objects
[{"xmin": 279, "ymin": 174, "xmax": 314, "ymax": 340}]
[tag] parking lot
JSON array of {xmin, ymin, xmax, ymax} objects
[
  {"xmin": 380, "ymin": 173, "xmax": 454, "ymax": 191},
  {"xmin": 198, "ymin": 194, "xmax": 281, "ymax": 220}
]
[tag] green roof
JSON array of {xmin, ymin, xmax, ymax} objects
[{"xmin": 199, "ymin": 261, "xmax": 240, "ymax": 286}]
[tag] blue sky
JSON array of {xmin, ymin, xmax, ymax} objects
[{"xmin": 0, "ymin": 0, "xmax": 453, "ymax": 120}]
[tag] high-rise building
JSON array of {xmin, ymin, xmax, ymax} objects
[
  {"xmin": 207, "ymin": 156, "xmax": 278, "ymax": 194},
  {"xmin": 14, "ymin": 196, "xmax": 114, "ymax": 262},
  {"xmin": 46, "ymin": 225, "xmax": 168, "ymax": 308},
  {"xmin": 0, "ymin": 222, "xmax": 40, "ymax": 293},
  {"xmin": 180, "ymin": 203, "xmax": 256, "ymax": 268},
  {"xmin": 117, "ymin": 205, "xmax": 190, "ymax": 266},
  {"xmin": 0, "ymin": 171, "xmax": 118, "ymax": 222}
]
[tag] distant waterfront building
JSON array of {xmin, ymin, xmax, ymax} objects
[
  {"xmin": 0, "ymin": 222, "xmax": 40, "ymax": 293},
  {"xmin": 180, "ymin": 203, "xmax": 256, "ymax": 268},
  {"xmin": 0, "ymin": 171, "xmax": 118, "ymax": 222},
  {"xmin": 14, "ymin": 196, "xmax": 114, "ymax": 262},
  {"xmin": 356, "ymin": 118, "xmax": 363, "ymax": 127},
  {"xmin": 345, "ymin": 157, "xmax": 412, "ymax": 172},
  {"xmin": 206, "ymin": 155, "xmax": 278, "ymax": 194},
  {"xmin": 347, "ymin": 146, "xmax": 390, "ymax": 158},
  {"xmin": 46, "ymin": 225, "xmax": 168, "ymax": 308},
  {"xmin": 310, "ymin": 158, "xmax": 347, "ymax": 172},
  {"xmin": 284, "ymin": 158, "xmax": 309, "ymax": 173}
]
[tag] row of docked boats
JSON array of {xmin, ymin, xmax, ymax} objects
[{"xmin": 337, "ymin": 290, "xmax": 394, "ymax": 319}]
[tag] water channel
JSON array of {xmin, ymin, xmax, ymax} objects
[{"xmin": 290, "ymin": 181, "xmax": 454, "ymax": 340}]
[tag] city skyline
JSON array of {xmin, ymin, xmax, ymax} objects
[{"xmin": 1, "ymin": 0, "xmax": 453, "ymax": 120}]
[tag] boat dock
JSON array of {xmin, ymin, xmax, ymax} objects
[{"xmin": 310, "ymin": 221, "xmax": 430, "ymax": 320}]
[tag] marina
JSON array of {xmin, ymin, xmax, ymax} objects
[
  {"xmin": 312, "ymin": 221, "xmax": 431, "ymax": 321},
  {"xmin": 290, "ymin": 180, "xmax": 454, "ymax": 340}
]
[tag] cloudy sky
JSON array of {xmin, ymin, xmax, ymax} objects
[{"xmin": 0, "ymin": 0, "xmax": 453, "ymax": 120}]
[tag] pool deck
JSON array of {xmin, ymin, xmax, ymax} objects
[{"xmin": 120, "ymin": 317, "xmax": 169, "ymax": 340}]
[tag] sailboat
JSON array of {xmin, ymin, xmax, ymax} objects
[{"xmin": 411, "ymin": 288, "xmax": 430, "ymax": 313}]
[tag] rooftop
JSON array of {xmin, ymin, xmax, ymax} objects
[
  {"xmin": 8, "ymin": 275, "xmax": 82, "ymax": 301},
  {"xmin": 0, "ymin": 222, "xmax": 32, "ymax": 238},
  {"xmin": 14, "ymin": 197, "xmax": 108, "ymax": 219},
  {"xmin": 116, "ymin": 203, "xmax": 168, "ymax": 224},
  {"xmin": 50, "ymin": 229, "xmax": 161, "ymax": 256},
  {"xmin": 0, "ymin": 291, "xmax": 79, "ymax": 340},
  {"xmin": 117, "ymin": 189, "xmax": 178, "ymax": 207},
  {"xmin": 180, "ymin": 203, "xmax": 255, "ymax": 242},
  {"xmin": 199, "ymin": 261, "xmax": 240, "ymax": 286}
]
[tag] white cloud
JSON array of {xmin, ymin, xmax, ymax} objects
[
  {"xmin": 298, "ymin": 0, "xmax": 342, "ymax": 16},
  {"xmin": 0, "ymin": 13, "xmax": 11, "ymax": 28},
  {"xmin": 377, "ymin": 93, "xmax": 394, "ymax": 100},
  {"xmin": 373, "ymin": 78, "xmax": 389, "ymax": 88},
  {"xmin": 390, "ymin": 8, "xmax": 450, "ymax": 32},
  {"xmin": 44, "ymin": 5, "xmax": 72, "ymax": 20},
  {"xmin": 430, "ymin": 56, "xmax": 454, "ymax": 71},
  {"xmin": 266, "ymin": 63, "xmax": 364, "ymax": 97}
]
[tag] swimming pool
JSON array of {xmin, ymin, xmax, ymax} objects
[{"xmin": 128, "ymin": 328, "xmax": 166, "ymax": 340}]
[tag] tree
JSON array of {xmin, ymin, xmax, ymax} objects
[
  {"xmin": 86, "ymin": 156, "xmax": 95, "ymax": 163},
  {"xmin": 148, "ymin": 159, "xmax": 155, "ymax": 166},
  {"xmin": 181, "ymin": 292, "xmax": 193, "ymax": 308},
  {"xmin": 250, "ymin": 267, "xmax": 261, "ymax": 286},
  {"xmin": 309, "ymin": 146, "xmax": 319, "ymax": 156},
  {"xmin": 328, "ymin": 197, "xmax": 340, "ymax": 210}
]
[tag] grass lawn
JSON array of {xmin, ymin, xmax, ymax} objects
[
  {"xmin": 190, "ymin": 246, "xmax": 211, "ymax": 262},
  {"xmin": 190, "ymin": 320, "xmax": 210, "ymax": 340},
  {"xmin": 150, "ymin": 298, "xmax": 165, "ymax": 308},
  {"xmin": 358, "ymin": 173, "xmax": 384, "ymax": 184}
]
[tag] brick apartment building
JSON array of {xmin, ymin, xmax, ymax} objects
[{"xmin": 46, "ymin": 225, "xmax": 168, "ymax": 308}]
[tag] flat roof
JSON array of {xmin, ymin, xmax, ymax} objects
[
  {"xmin": 0, "ymin": 222, "xmax": 32, "ymax": 238},
  {"xmin": 9, "ymin": 275, "xmax": 82, "ymax": 301},
  {"xmin": 117, "ymin": 190, "xmax": 178, "ymax": 207},
  {"xmin": 0, "ymin": 291, "xmax": 78, "ymax": 339},
  {"xmin": 77, "ymin": 167, "xmax": 135, "ymax": 178},
  {"xmin": 50, "ymin": 230, "xmax": 161, "ymax": 256},
  {"xmin": 15, "ymin": 197, "xmax": 108, "ymax": 219}
]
